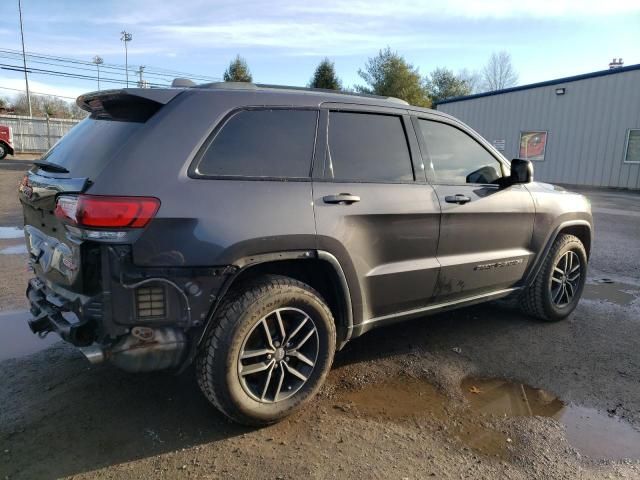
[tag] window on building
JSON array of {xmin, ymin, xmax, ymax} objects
[
  {"xmin": 327, "ymin": 112, "xmax": 414, "ymax": 182},
  {"xmin": 624, "ymin": 129, "xmax": 640, "ymax": 164},
  {"xmin": 418, "ymin": 120, "xmax": 503, "ymax": 185},
  {"xmin": 197, "ymin": 109, "xmax": 318, "ymax": 178},
  {"xmin": 519, "ymin": 131, "xmax": 548, "ymax": 161}
]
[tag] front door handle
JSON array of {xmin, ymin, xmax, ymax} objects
[
  {"xmin": 444, "ymin": 194, "xmax": 471, "ymax": 205},
  {"xmin": 323, "ymin": 193, "xmax": 361, "ymax": 205}
]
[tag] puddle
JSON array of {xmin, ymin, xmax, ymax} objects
[
  {"xmin": 462, "ymin": 378, "xmax": 640, "ymax": 461},
  {"xmin": 0, "ymin": 310, "xmax": 58, "ymax": 361},
  {"xmin": 0, "ymin": 244, "xmax": 28, "ymax": 255},
  {"xmin": 339, "ymin": 378, "xmax": 508, "ymax": 457},
  {"xmin": 583, "ymin": 282, "xmax": 637, "ymax": 306},
  {"xmin": 337, "ymin": 376, "xmax": 640, "ymax": 460},
  {"xmin": 0, "ymin": 226, "xmax": 23, "ymax": 239}
]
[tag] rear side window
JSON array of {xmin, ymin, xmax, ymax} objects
[
  {"xmin": 327, "ymin": 112, "xmax": 414, "ymax": 182},
  {"xmin": 197, "ymin": 109, "xmax": 318, "ymax": 178},
  {"xmin": 418, "ymin": 120, "xmax": 503, "ymax": 185}
]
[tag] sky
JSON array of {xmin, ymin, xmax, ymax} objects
[{"xmin": 0, "ymin": 0, "xmax": 639, "ymax": 101}]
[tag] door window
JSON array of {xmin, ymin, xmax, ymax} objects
[
  {"xmin": 327, "ymin": 112, "xmax": 414, "ymax": 182},
  {"xmin": 197, "ymin": 109, "xmax": 318, "ymax": 178},
  {"xmin": 418, "ymin": 120, "xmax": 503, "ymax": 185}
]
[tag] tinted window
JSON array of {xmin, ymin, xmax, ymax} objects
[
  {"xmin": 198, "ymin": 109, "xmax": 318, "ymax": 178},
  {"xmin": 419, "ymin": 120, "xmax": 503, "ymax": 184},
  {"xmin": 41, "ymin": 118, "xmax": 142, "ymax": 178},
  {"xmin": 328, "ymin": 112, "xmax": 413, "ymax": 182}
]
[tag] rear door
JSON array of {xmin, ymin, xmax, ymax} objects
[
  {"xmin": 313, "ymin": 106, "xmax": 441, "ymax": 322},
  {"xmin": 413, "ymin": 116, "xmax": 536, "ymax": 301}
]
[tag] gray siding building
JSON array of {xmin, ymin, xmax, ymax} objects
[{"xmin": 437, "ymin": 64, "xmax": 640, "ymax": 189}]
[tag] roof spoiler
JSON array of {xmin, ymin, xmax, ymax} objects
[{"xmin": 76, "ymin": 89, "xmax": 183, "ymax": 121}]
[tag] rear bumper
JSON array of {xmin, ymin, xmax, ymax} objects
[{"xmin": 26, "ymin": 277, "xmax": 96, "ymax": 346}]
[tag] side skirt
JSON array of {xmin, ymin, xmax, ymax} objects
[{"xmin": 351, "ymin": 286, "xmax": 521, "ymax": 337}]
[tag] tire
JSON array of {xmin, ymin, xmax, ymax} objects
[
  {"xmin": 0, "ymin": 143, "xmax": 7, "ymax": 160},
  {"xmin": 196, "ymin": 274, "xmax": 336, "ymax": 426},
  {"xmin": 520, "ymin": 233, "xmax": 587, "ymax": 322}
]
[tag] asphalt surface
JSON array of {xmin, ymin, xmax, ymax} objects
[{"xmin": 0, "ymin": 173, "xmax": 639, "ymax": 479}]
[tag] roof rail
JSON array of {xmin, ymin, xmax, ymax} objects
[{"xmin": 179, "ymin": 80, "xmax": 409, "ymax": 105}]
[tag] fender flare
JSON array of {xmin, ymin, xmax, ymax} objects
[
  {"xmin": 524, "ymin": 219, "xmax": 592, "ymax": 286},
  {"xmin": 192, "ymin": 249, "xmax": 354, "ymax": 355}
]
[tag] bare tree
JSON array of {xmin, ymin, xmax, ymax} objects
[
  {"xmin": 458, "ymin": 69, "xmax": 482, "ymax": 94},
  {"xmin": 481, "ymin": 51, "xmax": 518, "ymax": 92}
]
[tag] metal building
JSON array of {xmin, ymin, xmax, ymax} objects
[{"xmin": 436, "ymin": 64, "xmax": 640, "ymax": 189}]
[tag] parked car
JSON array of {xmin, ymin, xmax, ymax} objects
[
  {"xmin": 0, "ymin": 124, "xmax": 14, "ymax": 159},
  {"xmin": 18, "ymin": 82, "xmax": 593, "ymax": 425}
]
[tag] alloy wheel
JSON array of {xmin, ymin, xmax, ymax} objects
[
  {"xmin": 238, "ymin": 307, "xmax": 319, "ymax": 403},
  {"xmin": 550, "ymin": 250, "xmax": 581, "ymax": 307}
]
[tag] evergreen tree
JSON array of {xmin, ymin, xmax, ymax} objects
[
  {"xmin": 356, "ymin": 47, "xmax": 430, "ymax": 107},
  {"xmin": 223, "ymin": 55, "xmax": 253, "ymax": 82},
  {"xmin": 309, "ymin": 58, "xmax": 342, "ymax": 90}
]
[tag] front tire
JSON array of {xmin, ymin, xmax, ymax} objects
[
  {"xmin": 0, "ymin": 143, "xmax": 7, "ymax": 160},
  {"xmin": 520, "ymin": 234, "xmax": 587, "ymax": 321},
  {"xmin": 196, "ymin": 274, "xmax": 336, "ymax": 426}
]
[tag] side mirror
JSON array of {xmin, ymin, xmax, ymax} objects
[{"xmin": 510, "ymin": 158, "xmax": 533, "ymax": 184}]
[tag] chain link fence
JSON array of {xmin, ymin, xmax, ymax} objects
[{"xmin": 0, "ymin": 114, "xmax": 81, "ymax": 153}]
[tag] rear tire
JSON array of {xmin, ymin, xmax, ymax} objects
[
  {"xmin": 520, "ymin": 234, "xmax": 587, "ymax": 322},
  {"xmin": 196, "ymin": 274, "xmax": 336, "ymax": 426}
]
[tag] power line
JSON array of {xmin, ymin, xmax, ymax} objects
[
  {"xmin": 0, "ymin": 62, "xmax": 170, "ymax": 88},
  {"xmin": 0, "ymin": 47, "xmax": 222, "ymax": 82},
  {"xmin": 0, "ymin": 85, "xmax": 76, "ymax": 100}
]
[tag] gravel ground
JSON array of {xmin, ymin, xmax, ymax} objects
[{"xmin": 0, "ymin": 174, "xmax": 639, "ymax": 480}]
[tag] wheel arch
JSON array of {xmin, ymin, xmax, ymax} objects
[
  {"xmin": 204, "ymin": 250, "xmax": 354, "ymax": 350},
  {"xmin": 0, "ymin": 140, "xmax": 13, "ymax": 156},
  {"xmin": 525, "ymin": 220, "xmax": 592, "ymax": 286}
]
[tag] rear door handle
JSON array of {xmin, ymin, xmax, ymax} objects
[
  {"xmin": 323, "ymin": 193, "xmax": 361, "ymax": 205},
  {"xmin": 444, "ymin": 194, "xmax": 471, "ymax": 205}
]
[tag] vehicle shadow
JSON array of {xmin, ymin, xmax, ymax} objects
[{"xmin": 0, "ymin": 302, "xmax": 570, "ymax": 479}]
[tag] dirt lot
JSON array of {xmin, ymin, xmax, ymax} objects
[{"xmin": 1, "ymin": 167, "xmax": 639, "ymax": 479}]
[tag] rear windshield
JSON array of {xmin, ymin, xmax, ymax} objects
[{"xmin": 40, "ymin": 118, "xmax": 142, "ymax": 178}]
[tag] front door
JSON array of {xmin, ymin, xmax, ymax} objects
[
  {"xmin": 414, "ymin": 117, "xmax": 536, "ymax": 301},
  {"xmin": 313, "ymin": 108, "xmax": 441, "ymax": 322}
]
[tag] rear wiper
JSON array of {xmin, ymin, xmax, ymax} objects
[{"xmin": 33, "ymin": 161, "xmax": 69, "ymax": 174}]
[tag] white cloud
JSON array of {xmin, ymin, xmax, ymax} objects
[{"xmin": 292, "ymin": 0, "xmax": 640, "ymax": 19}]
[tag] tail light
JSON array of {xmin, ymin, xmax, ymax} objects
[{"xmin": 55, "ymin": 194, "xmax": 160, "ymax": 228}]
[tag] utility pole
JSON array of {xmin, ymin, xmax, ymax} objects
[
  {"xmin": 120, "ymin": 30, "xmax": 132, "ymax": 87},
  {"xmin": 93, "ymin": 55, "xmax": 104, "ymax": 90},
  {"xmin": 18, "ymin": 0, "xmax": 32, "ymax": 117},
  {"xmin": 137, "ymin": 65, "xmax": 146, "ymax": 88}
]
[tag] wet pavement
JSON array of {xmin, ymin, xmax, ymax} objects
[
  {"xmin": 0, "ymin": 310, "xmax": 58, "ymax": 362},
  {"xmin": 339, "ymin": 375, "xmax": 640, "ymax": 461}
]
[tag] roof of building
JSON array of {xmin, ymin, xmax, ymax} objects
[{"xmin": 436, "ymin": 62, "xmax": 640, "ymax": 106}]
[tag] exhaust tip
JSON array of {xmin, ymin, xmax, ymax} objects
[{"xmin": 78, "ymin": 344, "xmax": 105, "ymax": 365}]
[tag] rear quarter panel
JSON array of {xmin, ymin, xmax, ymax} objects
[{"xmin": 87, "ymin": 90, "xmax": 318, "ymax": 266}]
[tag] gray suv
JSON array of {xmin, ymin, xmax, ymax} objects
[{"xmin": 18, "ymin": 82, "xmax": 593, "ymax": 425}]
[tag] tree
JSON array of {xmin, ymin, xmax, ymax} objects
[
  {"xmin": 356, "ymin": 47, "xmax": 431, "ymax": 107},
  {"xmin": 309, "ymin": 58, "xmax": 341, "ymax": 90},
  {"xmin": 425, "ymin": 68, "xmax": 472, "ymax": 104},
  {"xmin": 481, "ymin": 51, "xmax": 518, "ymax": 91},
  {"xmin": 223, "ymin": 55, "xmax": 253, "ymax": 82},
  {"xmin": 457, "ymin": 68, "xmax": 482, "ymax": 94}
]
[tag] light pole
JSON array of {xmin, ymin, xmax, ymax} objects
[
  {"xmin": 120, "ymin": 30, "xmax": 132, "ymax": 87},
  {"xmin": 18, "ymin": 0, "xmax": 32, "ymax": 117},
  {"xmin": 92, "ymin": 55, "xmax": 104, "ymax": 90}
]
